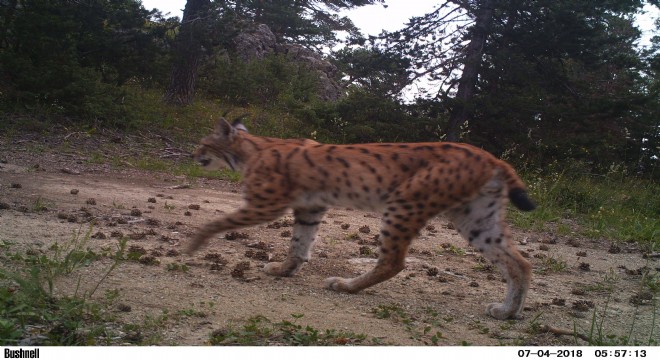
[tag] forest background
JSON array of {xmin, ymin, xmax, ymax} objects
[{"xmin": 0, "ymin": 0, "xmax": 658, "ymax": 244}]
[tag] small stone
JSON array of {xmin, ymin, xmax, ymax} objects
[
  {"xmin": 231, "ymin": 262, "xmax": 250, "ymax": 278},
  {"xmin": 426, "ymin": 267, "xmax": 439, "ymax": 276},
  {"xmin": 629, "ymin": 291, "xmax": 653, "ymax": 305},
  {"xmin": 130, "ymin": 208, "xmax": 142, "ymax": 217},
  {"xmin": 251, "ymin": 251, "xmax": 269, "ymax": 261},
  {"xmin": 138, "ymin": 255, "xmax": 159, "ymax": 266},
  {"xmin": 145, "ymin": 218, "xmax": 160, "ymax": 226},
  {"xmin": 235, "ymin": 261, "xmax": 250, "ymax": 271},
  {"xmin": 225, "ymin": 232, "xmax": 249, "ymax": 240},
  {"xmin": 210, "ymin": 262, "xmax": 225, "ymax": 271},
  {"xmin": 608, "ymin": 243, "xmax": 622, "ymax": 254},
  {"xmin": 572, "ymin": 300, "xmax": 594, "ymax": 312},
  {"xmin": 10, "ymin": 183, "xmax": 22, "ymax": 189},
  {"xmin": 551, "ymin": 298, "xmax": 566, "ymax": 306},
  {"xmin": 147, "ymin": 197, "xmax": 157, "ymax": 203},
  {"xmin": 86, "ymin": 198, "xmax": 96, "ymax": 205},
  {"xmin": 571, "ymin": 288, "xmax": 587, "ymax": 296},
  {"xmin": 91, "ymin": 231, "xmax": 107, "ymax": 239},
  {"xmin": 188, "ymin": 204, "xmax": 200, "ymax": 210},
  {"xmin": 70, "ymin": 189, "xmax": 79, "ymax": 195},
  {"xmin": 359, "ymin": 246, "xmax": 374, "ymax": 256}
]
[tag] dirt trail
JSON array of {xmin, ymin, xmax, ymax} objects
[{"xmin": 0, "ymin": 148, "xmax": 657, "ymax": 345}]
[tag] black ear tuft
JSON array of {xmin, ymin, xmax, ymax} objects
[
  {"xmin": 214, "ymin": 117, "xmax": 233, "ymax": 137},
  {"xmin": 231, "ymin": 113, "xmax": 250, "ymax": 132},
  {"xmin": 232, "ymin": 113, "xmax": 249, "ymax": 126}
]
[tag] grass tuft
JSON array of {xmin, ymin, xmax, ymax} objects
[{"xmin": 510, "ymin": 165, "xmax": 658, "ymax": 246}]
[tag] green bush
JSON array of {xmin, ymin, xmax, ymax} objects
[{"xmin": 199, "ymin": 54, "xmax": 321, "ymax": 108}]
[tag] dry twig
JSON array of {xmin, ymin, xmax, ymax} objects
[{"xmin": 541, "ymin": 325, "xmax": 590, "ymax": 342}]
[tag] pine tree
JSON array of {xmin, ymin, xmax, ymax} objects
[
  {"xmin": 377, "ymin": 0, "xmax": 652, "ymax": 170},
  {"xmin": 164, "ymin": 0, "xmax": 211, "ymax": 106}
]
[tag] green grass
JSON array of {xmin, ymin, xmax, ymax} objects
[
  {"xmin": 129, "ymin": 156, "xmax": 242, "ymax": 182},
  {"xmin": 582, "ymin": 295, "xmax": 657, "ymax": 346},
  {"xmin": 510, "ymin": 168, "xmax": 658, "ymax": 246},
  {"xmin": 0, "ymin": 226, "xmax": 126, "ymax": 345},
  {"xmin": 209, "ymin": 314, "xmax": 370, "ymax": 346},
  {"xmin": 370, "ymin": 303, "xmax": 445, "ymax": 345},
  {"xmin": 121, "ymin": 311, "xmax": 170, "ymax": 345},
  {"xmin": 31, "ymin": 196, "xmax": 51, "ymax": 212},
  {"xmin": 535, "ymin": 255, "xmax": 568, "ymax": 274}
]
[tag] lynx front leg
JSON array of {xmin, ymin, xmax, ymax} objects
[
  {"xmin": 264, "ymin": 207, "xmax": 326, "ymax": 277},
  {"xmin": 186, "ymin": 205, "xmax": 286, "ymax": 254}
]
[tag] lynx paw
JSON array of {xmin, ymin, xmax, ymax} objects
[
  {"xmin": 263, "ymin": 262, "xmax": 298, "ymax": 277},
  {"xmin": 263, "ymin": 262, "xmax": 287, "ymax": 276},
  {"xmin": 486, "ymin": 303, "xmax": 522, "ymax": 320},
  {"xmin": 324, "ymin": 277, "xmax": 358, "ymax": 293}
]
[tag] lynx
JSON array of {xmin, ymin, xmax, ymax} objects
[{"xmin": 188, "ymin": 117, "xmax": 535, "ymax": 320}]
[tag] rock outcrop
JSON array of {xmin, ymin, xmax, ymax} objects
[{"xmin": 233, "ymin": 24, "xmax": 342, "ymax": 101}]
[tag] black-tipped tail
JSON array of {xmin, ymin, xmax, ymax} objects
[{"xmin": 509, "ymin": 188, "xmax": 536, "ymax": 212}]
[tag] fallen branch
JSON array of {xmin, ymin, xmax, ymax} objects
[
  {"xmin": 541, "ymin": 325, "xmax": 590, "ymax": 342},
  {"xmin": 168, "ymin": 184, "xmax": 191, "ymax": 189},
  {"xmin": 60, "ymin": 168, "xmax": 81, "ymax": 175}
]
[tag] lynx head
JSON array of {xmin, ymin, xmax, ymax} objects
[{"xmin": 193, "ymin": 117, "xmax": 248, "ymax": 172}]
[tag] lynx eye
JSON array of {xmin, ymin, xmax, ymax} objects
[{"xmin": 199, "ymin": 158, "xmax": 211, "ymax": 166}]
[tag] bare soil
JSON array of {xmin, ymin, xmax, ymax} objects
[{"xmin": 0, "ymin": 131, "xmax": 657, "ymax": 346}]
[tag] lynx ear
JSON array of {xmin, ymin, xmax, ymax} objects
[{"xmin": 214, "ymin": 117, "xmax": 236, "ymax": 139}]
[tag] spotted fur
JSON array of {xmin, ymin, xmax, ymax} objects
[{"xmin": 188, "ymin": 117, "xmax": 535, "ymax": 320}]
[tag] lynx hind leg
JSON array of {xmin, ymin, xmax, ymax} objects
[
  {"xmin": 449, "ymin": 181, "xmax": 531, "ymax": 320},
  {"xmin": 264, "ymin": 207, "xmax": 326, "ymax": 277},
  {"xmin": 325, "ymin": 213, "xmax": 420, "ymax": 293}
]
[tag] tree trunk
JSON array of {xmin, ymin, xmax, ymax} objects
[
  {"xmin": 0, "ymin": 0, "xmax": 18, "ymax": 49},
  {"xmin": 163, "ymin": 0, "xmax": 210, "ymax": 106},
  {"xmin": 445, "ymin": 0, "xmax": 494, "ymax": 142}
]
